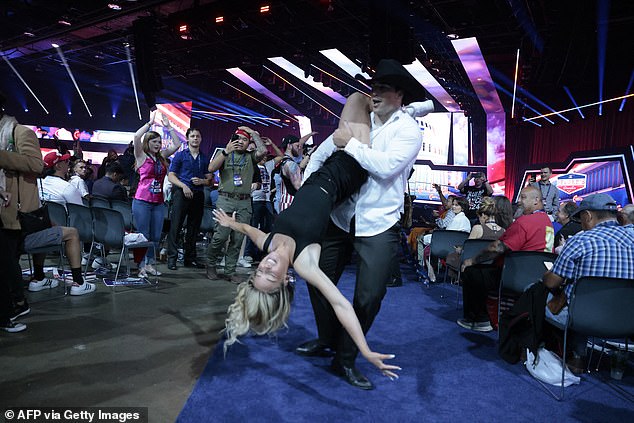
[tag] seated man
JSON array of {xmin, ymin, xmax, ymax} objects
[
  {"xmin": 92, "ymin": 161, "xmax": 128, "ymax": 202},
  {"xmin": 457, "ymin": 186, "xmax": 554, "ymax": 332},
  {"xmin": 543, "ymin": 193, "xmax": 634, "ymax": 370},
  {"xmin": 40, "ymin": 151, "xmax": 83, "ymax": 208}
]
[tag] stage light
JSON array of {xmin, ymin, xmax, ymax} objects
[
  {"xmin": 24, "ymin": 108, "xmax": 29, "ymax": 112},
  {"xmin": 179, "ymin": 24, "xmax": 188, "ymax": 32},
  {"xmin": 524, "ymin": 93, "xmax": 634, "ymax": 121},
  {"xmin": 619, "ymin": 70, "xmax": 634, "ymax": 112},
  {"xmin": 58, "ymin": 20, "xmax": 71, "ymax": 26},
  {"xmin": 68, "ymin": 111, "xmax": 72, "ymax": 115},
  {"xmin": 124, "ymin": 43, "xmax": 142, "ymax": 120},
  {"xmin": 260, "ymin": 5, "xmax": 270, "ymax": 13},
  {"xmin": 51, "ymin": 43, "xmax": 59, "ymax": 48},
  {"xmin": 563, "ymin": 86, "xmax": 585, "ymax": 119},
  {"xmin": 23, "ymin": 32, "xmax": 35, "ymax": 37},
  {"xmin": 108, "ymin": 3, "xmax": 122, "ymax": 10},
  {"xmin": 1, "ymin": 55, "xmax": 49, "ymax": 114},
  {"xmin": 112, "ymin": 114, "xmax": 116, "ymax": 118},
  {"xmin": 54, "ymin": 45, "xmax": 93, "ymax": 117},
  {"xmin": 215, "ymin": 16, "xmax": 224, "ymax": 23},
  {"xmin": 511, "ymin": 49, "xmax": 520, "ymax": 119}
]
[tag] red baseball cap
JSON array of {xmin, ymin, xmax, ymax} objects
[{"xmin": 43, "ymin": 151, "xmax": 71, "ymax": 168}]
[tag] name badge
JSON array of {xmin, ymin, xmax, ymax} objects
[
  {"xmin": 233, "ymin": 174, "xmax": 243, "ymax": 187},
  {"xmin": 149, "ymin": 179, "xmax": 162, "ymax": 194}
]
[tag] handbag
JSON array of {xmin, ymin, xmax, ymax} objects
[{"xmin": 16, "ymin": 174, "xmax": 51, "ymax": 235}]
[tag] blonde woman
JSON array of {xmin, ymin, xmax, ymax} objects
[
  {"xmin": 213, "ymin": 92, "xmax": 400, "ymax": 380},
  {"xmin": 132, "ymin": 110, "xmax": 181, "ymax": 277}
]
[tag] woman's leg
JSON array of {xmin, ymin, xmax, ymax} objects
[
  {"xmin": 146, "ymin": 202, "xmax": 166, "ymax": 265},
  {"xmin": 132, "ymin": 199, "xmax": 151, "ymax": 267},
  {"xmin": 339, "ymin": 92, "xmax": 371, "ymax": 145}
]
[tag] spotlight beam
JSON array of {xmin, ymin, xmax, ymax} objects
[
  {"xmin": 511, "ymin": 49, "xmax": 520, "ymax": 119},
  {"xmin": 263, "ymin": 66, "xmax": 340, "ymax": 119},
  {"xmin": 619, "ymin": 70, "xmax": 634, "ymax": 112},
  {"xmin": 221, "ymin": 81, "xmax": 298, "ymax": 122},
  {"xmin": 125, "ymin": 43, "xmax": 142, "ymax": 120},
  {"xmin": 192, "ymin": 111, "xmax": 281, "ymax": 121},
  {"xmin": 54, "ymin": 46, "xmax": 92, "ymax": 117},
  {"xmin": 1, "ymin": 55, "xmax": 49, "ymax": 114},
  {"xmin": 597, "ymin": 0, "xmax": 609, "ymax": 116},
  {"xmin": 563, "ymin": 86, "xmax": 585, "ymax": 119},
  {"xmin": 524, "ymin": 93, "xmax": 634, "ymax": 121},
  {"xmin": 310, "ymin": 64, "xmax": 369, "ymax": 96}
]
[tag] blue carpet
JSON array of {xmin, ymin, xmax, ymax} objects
[{"xmin": 178, "ymin": 265, "xmax": 634, "ymax": 423}]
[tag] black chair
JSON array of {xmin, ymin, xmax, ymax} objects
[
  {"xmin": 47, "ymin": 201, "xmax": 68, "ymax": 226},
  {"xmin": 429, "ymin": 230, "xmax": 469, "ymax": 283},
  {"xmin": 551, "ymin": 277, "xmax": 634, "ymax": 401},
  {"xmin": 66, "ymin": 203, "xmax": 94, "ymax": 276},
  {"xmin": 199, "ymin": 205, "xmax": 215, "ymax": 248},
  {"xmin": 449, "ymin": 238, "xmax": 493, "ymax": 306},
  {"xmin": 91, "ymin": 207, "xmax": 156, "ymax": 289},
  {"xmin": 111, "ymin": 200, "xmax": 134, "ymax": 231},
  {"xmin": 91, "ymin": 196, "xmax": 111, "ymax": 209},
  {"xmin": 497, "ymin": 250, "xmax": 557, "ymax": 326}
]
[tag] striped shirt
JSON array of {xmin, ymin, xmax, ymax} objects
[{"xmin": 551, "ymin": 220, "xmax": 634, "ymax": 299}]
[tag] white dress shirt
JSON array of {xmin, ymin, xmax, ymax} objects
[{"xmin": 304, "ymin": 108, "xmax": 422, "ymax": 237}]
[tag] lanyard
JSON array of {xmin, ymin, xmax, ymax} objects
[
  {"xmin": 539, "ymin": 182, "xmax": 552, "ymax": 201},
  {"xmin": 230, "ymin": 152, "xmax": 247, "ymax": 171}
]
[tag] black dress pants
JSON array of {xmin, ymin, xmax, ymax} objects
[
  {"xmin": 167, "ymin": 187, "xmax": 204, "ymax": 263},
  {"xmin": 307, "ymin": 219, "xmax": 400, "ymax": 367},
  {"xmin": 461, "ymin": 264, "xmax": 502, "ymax": 322}
]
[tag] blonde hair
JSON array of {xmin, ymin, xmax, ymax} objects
[
  {"xmin": 477, "ymin": 196, "xmax": 497, "ymax": 217},
  {"xmin": 223, "ymin": 274, "xmax": 294, "ymax": 354}
]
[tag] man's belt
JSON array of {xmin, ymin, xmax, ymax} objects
[{"xmin": 218, "ymin": 191, "xmax": 251, "ymax": 200}]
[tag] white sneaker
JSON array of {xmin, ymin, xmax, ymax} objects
[
  {"xmin": 70, "ymin": 282, "xmax": 96, "ymax": 296},
  {"xmin": 243, "ymin": 256, "xmax": 253, "ymax": 263},
  {"xmin": 405, "ymin": 100, "xmax": 434, "ymax": 118},
  {"xmin": 143, "ymin": 264, "xmax": 162, "ymax": 276},
  {"xmin": 28, "ymin": 277, "xmax": 59, "ymax": 292},
  {"xmin": 138, "ymin": 268, "xmax": 148, "ymax": 279},
  {"xmin": 237, "ymin": 258, "xmax": 252, "ymax": 268}
]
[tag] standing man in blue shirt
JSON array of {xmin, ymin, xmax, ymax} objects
[{"xmin": 166, "ymin": 128, "xmax": 210, "ymax": 270}]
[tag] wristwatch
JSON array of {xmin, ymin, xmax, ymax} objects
[{"xmin": 221, "ymin": 150, "xmax": 229, "ymax": 157}]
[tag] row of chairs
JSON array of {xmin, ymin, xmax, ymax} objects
[
  {"xmin": 423, "ymin": 229, "xmax": 633, "ymax": 401},
  {"xmin": 47, "ymin": 201, "xmax": 155, "ymax": 288}
]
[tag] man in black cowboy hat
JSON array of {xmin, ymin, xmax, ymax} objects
[{"xmin": 296, "ymin": 59, "xmax": 428, "ymax": 389}]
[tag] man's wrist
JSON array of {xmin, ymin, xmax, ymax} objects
[{"xmin": 221, "ymin": 150, "xmax": 229, "ymax": 157}]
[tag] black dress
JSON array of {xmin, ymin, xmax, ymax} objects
[{"xmin": 262, "ymin": 151, "xmax": 367, "ymax": 260}]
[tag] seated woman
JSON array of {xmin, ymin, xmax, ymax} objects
[
  {"xmin": 213, "ymin": 92, "xmax": 400, "ymax": 380},
  {"xmin": 467, "ymin": 197, "xmax": 505, "ymax": 240},
  {"xmin": 446, "ymin": 197, "xmax": 504, "ymax": 278}
]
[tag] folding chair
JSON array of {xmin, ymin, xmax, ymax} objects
[
  {"xmin": 111, "ymin": 200, "xmax": 134, "ymax": 231},
  {"xmin": 91, "ymin": 206, "xmax": 157, "ymax": 290},
  {"xmin": 548, "ymin": 276, "xmax": 634, "ymax": 401},
  {"xmin": 497, "ymin": 250, "xmax": 557, "ymax": 328},
  {"xmin": 199, "ymin": 205, "xmax": 215, "ymax": 249},
  {"xmin": 47, "ymin": 201, "xmax": 68, "ymax": 226},
  {"xmin": 91, "ymin": 196, "xmax": 111, "ymax": 209},
  {"xmin": 66, "ymin": 203, "xmax": 94, "ymax": 276},
  {"xmin": 429, "ymin": 230, "xmax": 469, "ymax": 283},
  {"xmin": 449, "ymin": 238, "xmax": 492, "ymax": 306},
  {"xmin": 23, "ymin": 202, "xmax": 70, "ymax": 295}
]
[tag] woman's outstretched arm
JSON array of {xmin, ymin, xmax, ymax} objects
[
  {"xmin": 294, "ymin": 245, "xmax": 401, "ymax": 379},
  {"xmin": 213, "ymin": 208, "xmax": 267, "ymax": 251}
]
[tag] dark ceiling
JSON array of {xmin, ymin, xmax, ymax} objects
[{"xmin": 1, "ymin": 0, "xmax": 633, "ymax": 131}]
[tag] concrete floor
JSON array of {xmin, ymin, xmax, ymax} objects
[{"xmin": 0, "ymin": 254, "xmax": 244, "ymax": 423}]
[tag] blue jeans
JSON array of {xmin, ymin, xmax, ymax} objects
[{"xmin": 132, "ymin": 199, "xmax": 166, "ymax": 266}]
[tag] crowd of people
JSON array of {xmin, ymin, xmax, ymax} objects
[{"xmin": 1, "ymin": 58, "xmax": 633, "ymax": 392}]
